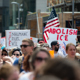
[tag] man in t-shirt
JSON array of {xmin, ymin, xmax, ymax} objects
[
  {"xmin": 13, "ymin": 38, "xmax": 34, "ymax": 72},
  {"xmin": 51, "ymin": 41, "xmax": 63, "ymax": 58}
]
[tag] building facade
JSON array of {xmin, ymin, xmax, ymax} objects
[
  {"xmin": 27, "ymin": 0, "xmax": 80, "ymax": 39},
  {"xmin": 0, "ymin": 0, "xmax": 36, "ymax": 36},
  {"xmin": 0, "ymin": 0, "xmax": 9, "ymax": 36}
]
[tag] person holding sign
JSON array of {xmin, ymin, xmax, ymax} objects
[{"xmin": 51, "ymin": 41, "xmax": 63, "ymax": 58}]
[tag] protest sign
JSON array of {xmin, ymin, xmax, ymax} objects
[
  {"xmin": 6, "ymin": 30, "xmax": 30, "ymax": 48},
  {"xmin": 1, "ymin": 37, "xmax": 6, "ymax": 46},
  {"xmin": 47, "ymin": 27, "xmax": 77, "ymax": 46},
  {"xmin": 30, "ymin": 37, "xmax": 38, "ymax": 43}
]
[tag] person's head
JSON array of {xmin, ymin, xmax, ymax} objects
[
  {"xmin": 1, "ymin": 49, "xmax": 8, "ymax": 59},
  {"xmin": 0, "ymin": 64, "xmax": 19, "ymax": 80},
  {"xmin": 20, "ymin": 38, "xmax": 34, "ymax": 56},
  {"xmin": 51, "ymin": 41, "xmax": 59, "ymax": 51},
  {"xmin": 35, "ymin": 58, "xmax": 80, "ymax": 80},
  {"xmin": 12, "ymin": 48, "xmax": 22, "ymax": 58},
  {"xmin": 30, "ymin": 48, "xmax": 50, "ymax": 70},
  {"xmin": 38, "ymin": 38, "xmax": 44, "ymax": 44},
  {"xmin": 66, "ymin": 43, "xmax": 76, "ymax": 59},
  {"xmin": 76, "ymin": 46, "xmax": 80, "ymax": 54},
  {"xmin": 40, "ymin": 43, "xmax": 50, "ymax": 50}
]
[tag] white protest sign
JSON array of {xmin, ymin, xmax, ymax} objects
[
  {"xmin": 1, "ymin": 37, "xmax": 6, "ymax": 46},
  {"xmin": 30, "ymin": 37, "xmax": 38, "ymax": 43},
  {"xmin": 6, "ymin": 30, "xmax": 30, "ymax": 48},
  {"xmin": 47, "ymin": 27, "xmax": 77, "ymax": 46}
]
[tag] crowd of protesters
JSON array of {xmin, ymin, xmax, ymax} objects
[{"xmin": 0, "ymin": 38, "xmax": 80, "ymax": 80}]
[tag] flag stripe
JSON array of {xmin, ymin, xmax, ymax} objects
[
  {"xmin": 44, "ymin": 24, "xmax": 60, "ymax": 32},
  {"xmin": 47, "ymin": 18, "xmax": 59, "ymax": 25},
  {"xmin": 45, "ymin": 32, "xmax": 48, "ymax": 38},
  {"xmin": 45, "ymin": 22, "xmax": 59, "ymax": 29},
  {"xmin": 47, "ymin": 17, "xmax": 59, "ymax": 23},
  {"xmin": 43, "ymin": 33, "xmax": 47, "ymax": 43},
  {"xmin": 46, "ymin": 20, "xmax": 60, "ymax": 27}
]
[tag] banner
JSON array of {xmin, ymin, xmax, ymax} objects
[
  {"xmin": 6, "ymin": 30, "xmax": 30, "ymax": 48},
  {"xmin": 47, "ymin": 27, "xmax": 77, "ymax": 46},
  {"xmin": 1, "ymin": 37, "xmax": 5, "ymax": 46}
]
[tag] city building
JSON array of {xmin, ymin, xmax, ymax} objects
[
  {"xmin": 0, "ymin": 0, "xmax": 36, "ymax": 36},
  {"xmin": 27, "ymin": 0, "xmax": 80, "ymax": 40},
  {"xmin": 51, "ymin": 0, "xmax": 80, "ymax": 41},
  {"xmin": 0, "ymin": 0, "xmax": 9, "ymax": 36},
  {"xmin": 0, "ymin": 0, "xmax": 80, "ymax": 40}
]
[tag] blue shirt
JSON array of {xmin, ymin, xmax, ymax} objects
[{"xmin": 13, "ymin": 57, "xmax": 24, "ymax": 72}]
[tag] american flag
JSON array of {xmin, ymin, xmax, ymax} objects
[{"xmin": 43, "ymin": 7, "xmax": 60, "ymax": 43}]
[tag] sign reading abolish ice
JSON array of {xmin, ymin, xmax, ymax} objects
[
  {"xmin": 6, "ymin": 30, "xmax": 30, "ymax": 48},
  {"xmin": 48, "ymin": 27, "xmax": 77, "ymax": 45}
]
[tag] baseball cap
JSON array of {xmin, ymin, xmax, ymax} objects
[{"xmin": 51, "ymin": 41, "xmax": 59, "ymax": 46}]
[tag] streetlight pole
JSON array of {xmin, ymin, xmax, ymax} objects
[
  {"xmin": 11, "ymin": 2, "xmax": 20, "ymax": 29},
  {"xmin": 72, "ymin": 0, "xmax": 74, "ymax": 28},
  {"xmin": 18, "ymin": 3, "xmax": 20, "ymax": 29}
]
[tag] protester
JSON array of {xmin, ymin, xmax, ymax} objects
[
  {"xmin": 37, "ymin": 38, "xmax": 44, "ymax": 44},
  {"xmin": 0, "ymin": 64, "xmax": 19, "ymax": 80},
  {"xmin": 51, "ymin": 41, "xmax": 63, "ymax": 57},
  {"xmin": 35, "ymin": 58, "xmax": 80, "ymax": 80},
  {"xmin": 1, "ymin": 49, "xmax": 8, "ymax": 59},
  {"xmin": 12, "ymin": 48, "xmax": 22, "ymax": 58},
  {"xmin": 1, "ymin": 49, "xmax": 14, "ymax": 65},
  {"xmin": 13, "ymin": 38, "xmax": 34, "ymax": 72},
  {"xmin": 19, "ymin": 48, "xmax": 50, "ymax": 80},
  {"xmin": 66, "ymin": 43, "xmax": 80, "ymax": 63}
]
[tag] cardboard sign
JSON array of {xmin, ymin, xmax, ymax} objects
[
  {"xmin": 47, "ymin": 27, "xmax": 77, "ymax": 46},
  {"xmin": 6, "ymin": 30, "xmax": 30, "ymax": 48},
  {"xmin": 1, "ymin": 37, "xmax": 6, "ymax": 46}
]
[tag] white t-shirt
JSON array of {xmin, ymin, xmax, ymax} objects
[
  {"xmin": 54, "ymin": 52, "xmax": 67, "ymax": 58},
  {"xmin": 19, "ymin": 72, "xmax": 34, "ymax": 80}
]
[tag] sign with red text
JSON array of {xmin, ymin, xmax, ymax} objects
[
  {"xmin": 1, "ymin": 37, "xmax": 6, "ymax": 46},
  {"xmin": 47, "ymin": 27, "xmax": 77, "ymax": 46},
  {"xmin": 6, "ymin": 30, "xmax": 30, "ymax": 48}
]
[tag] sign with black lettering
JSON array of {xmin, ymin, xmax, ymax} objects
[{"xmin": 6, "ymin": 30, "xmax": 30, "ymax": 48}]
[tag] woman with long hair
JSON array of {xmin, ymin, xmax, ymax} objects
[{"xmin": 19, "ymin": 48, "xmax": 50, "ymax": 80}]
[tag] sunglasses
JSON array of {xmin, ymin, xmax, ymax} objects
[
  {"xmin": 20, "ymin": 45, "xmax": 31, "ymax": 48},
  {"xmin": 35, "ymin": 57, "xmax": 48, "ymax": 62},
  {"xmin": 2, "ymin": 53, "xmax": 8, "ymax": 56},
  {"xmin": 13, "ymin": 54, "xmax": 20, "ymax": 56}
]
